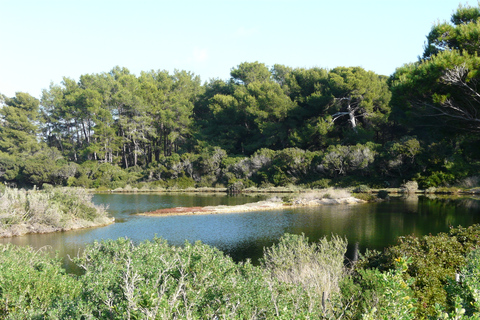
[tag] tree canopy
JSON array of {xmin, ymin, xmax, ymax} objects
[{"xmin": 1, "ymin": 2, "xmax": 480, "ymax": 190}]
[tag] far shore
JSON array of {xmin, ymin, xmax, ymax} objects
[{"xmin": 92, "ymin": 186, "xmax": 480, "ymax": 195}]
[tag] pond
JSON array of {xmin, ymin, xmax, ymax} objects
[{"xmin": 1, "ymin": 193, "xmax": 480, "ymax": 271}]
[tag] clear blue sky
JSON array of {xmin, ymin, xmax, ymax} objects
[{"xmin": 0, "ymin": 0, "xmax": 469, "ymax": 99}]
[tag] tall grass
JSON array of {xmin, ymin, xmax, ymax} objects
[
  {"xmin": 0, "ymin": 187, "xmax": 110, "ymax": 237},
  {"xmin": 261, "ymin": 233, "xmax": 348, "ymax": 315}
]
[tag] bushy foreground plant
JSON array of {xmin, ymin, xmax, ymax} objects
[
  {"xmin": 71, "ymin": 237, "xmax": 273, "ymax": 319},
  {"xmin": 0, "ymin": 244, "xmax": 81, "ymax": 319},
  {"xmin": 358, "ymin": 224, "xmax": 480, "ymax": 318},
  {"xmin": 261, "ymin": 233, "xmax": 349, "ymax": 317},
  {"xmin": 435, "ymin": 248, "xmax": 480, "ymax": 319},
  {"xmin": 3, "ymin": 229, "xmax": 480, "ymax": 319},
  {"xmin": 0, "ymin": 234, "xmax": 359, "ymax": 319}
]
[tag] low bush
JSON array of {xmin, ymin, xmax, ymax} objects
[
  {"xmin": 358, "ymin": 224, "xmax": 480, "ymax": 318},
  {"xmin": 261, "ymin": 233, "xmax": 348, "ymax": 316},
  {"xmin": 353, "ymin": 193, "xmax": 376, "ymax": 201},
  {"xmin": 309, "ymin": 178, "xmax": 332, "ymax": 189},
  {"xmin": 353, "ymin": 185, "xmax": 371, "ymax": 193},
  {"xmin": 377, "ymin": 190, "xmax": 390, "ymax": 199},
  {"xmin": 3, "ymin": 226, "xmax": 480, "ymax": 318},
  {"xmin": 0, "ymin": 244, "xmax": 81, "ymax": 318},
  {"xmin": 401, "ymin": 180, "xmax": 418, "ymax": 194},
  {"xmin": 166, "ymin": 176, "xmax": 196, "ymax": 189}
]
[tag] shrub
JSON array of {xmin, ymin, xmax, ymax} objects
[
  {"xmin": 166, "ymin": 176, "xmax": 196, "ymax": 189},
  {"xmin": 352, "ymin": 257, "xmax": 417, "ymax": 320},
  {"xmin": 401, "ymin": 180, "xmax": 418, "ymax": 194},
  {"xmin": 353, "ymin": 184, "xmax": 371, "ymax": 193},
  {"xmin": 227, "ymin": 180, "xmax": 244, "ymax": 193},
  {"xmin": 353, "ymin": 193, "xmax": 376, "ymax": 201},
  {"xmin": 261, "ymin": 233, "xmax": 348, "ymax": 316},
  {"xmin": 309, "ymin": 178, "xmax": 331, "ymax": 189},
  {"xmin": 0, "ymin": 244, "xmax": 81, "ymax": 318},
  {"xmin": 377, "ymin": 190, "xmax": 390, "ymax": 199},
  {"xmin": 72, "ymin": 237, "xmax": 274, "ymax": 319},
  {"xmin": 358, "ymin": 224, "xmax": 480, "ymax": 318}
]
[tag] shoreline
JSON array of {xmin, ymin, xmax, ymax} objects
[
  {"xmin": 138, "ymin": 196, "xmax": 366, "ymax": 217},
  {"xmin": 0, "ymin": 217, "xmax": 115, "ymax": 239},
  {"xmin": 92, "ymin": 186, "xmax": 480, "ymax": 196}
]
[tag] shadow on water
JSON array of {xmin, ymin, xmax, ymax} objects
[{"xmin": 1, "ymin": 194, "xmax": 480, "ymax": 272}]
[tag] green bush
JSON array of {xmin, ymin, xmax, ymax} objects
[
  {"xmin": 0, "ymin": 244, "xmax": 81, "ymax": 318},
  {"xmin": 166, "ymin": 176, "xmax": 196, "ymax": 189},
  {"xmin": 377, "ymin": 189, "xmax": 390, "ymax": 199},
  {"xmin": 309, "ymin": 178, "xmax": 331, "ymax": 189},
  {"xmin": 353, "ymin": 184, "xmax": 371, "ymax": 193},
  {"xmin": 5, "ymin": 228, "xmax": 480, "ymax": 318},
  {"xmin": 353, "ymin": 193, "xmax": 376, "ymax": 201},
  {"xmin": 351, "ymin": 257, "xmax": 417, "ymax": 320},
  {"xmin": 72, "ymin": 237, "xmax": 274, "ymax": 319},
  {"xmin": 358, "ymin": 224, "xmax": 480, "ymax": 318}
]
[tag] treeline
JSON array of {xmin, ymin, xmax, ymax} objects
[{"xmin": 2, "ymin": 3, "xmax": 480, "ymax": 189}]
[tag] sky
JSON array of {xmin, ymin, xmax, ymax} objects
[{"xmin": 0, "ymin": 0, "xmax": 470, "ymax": 99}]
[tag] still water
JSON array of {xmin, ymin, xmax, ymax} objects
[{"xmin": 1, "ymin": 193, "xmax": 480, "ymax": 269}]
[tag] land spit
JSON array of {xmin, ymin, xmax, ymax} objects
[
  {"xmin": 0, "ymin": 217, "xmax": 115, "ymax": 238},
  {"xmin": 138, "ymin": 196, "xmax": 366, "ymax": 217}
]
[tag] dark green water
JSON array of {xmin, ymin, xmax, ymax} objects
[{"xmin": 1, "ymin": 193, "xmax": 480, "ymax": 269}]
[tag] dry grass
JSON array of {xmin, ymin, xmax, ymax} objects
[
  {"xmin": 297, "ymin": 188, "xmax": 352, "ymax": 201},
  {"xmin": 0, "ymin": 187, "xmax": 111, "ymax": 237},
  {"xmin": 261, "ymin": 233, "xmax": 348, "ymax": 315},
  {"xmin": 457, "ymin": 176, "xmax": 480, "ymax": 189}
]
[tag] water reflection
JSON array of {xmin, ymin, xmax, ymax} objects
[{"xmin": 1, "ymin": 194, "xmax": 480, "ymax": 270}]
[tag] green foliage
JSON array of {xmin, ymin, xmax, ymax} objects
[
  {"xmin": 377, "ymin": 190, "xmax": 390, "ymax": 199},
  {"xmin": 352, "ymin": 193, "xmax": 376, "ymax": 201},
  {"xmin": 353, "ymin": 184, "xmax": 371, "ymax": 193},
  {"xmin": 358, "ymin": 224, "xmax": 480, "ymax": 318},
  {"xmin": 423, "ymin": 3, "xmax": 480, "ymax": 58},
  {"xmin": 0, "ymin": 244, "xmax": 81, "ymax": 319},
  {"xmin": 72, "ymin": 237, "xmax": 270, "ymax": 319},
  {"xmin": 0, "ymin": 92, "xmax": 40, "ymax": 155},
  {"xmin": 308, "ymin": 178, "xmax": 332, "ymax": 189},
  {"xmin": 322, "ymin": 143, "xmax": 377, "ymax": 177},
  {"xmin": 352, "ymin": 257, "xmax": 417, "ymax": 319},
  {"xmin": 4, "ymin": 227, "xmax": 480, "ymax": 318},
  {"xmin": 0, "ymin": 152, "xmax": 20, "ymax": 183},
  {"xmin": 165, "ymin": 176, "xmax": 196, "ymax": 189}
]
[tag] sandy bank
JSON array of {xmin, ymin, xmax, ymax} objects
[
  {"xmin": 138, "ymin": 196, "xmax": 365, "ymax": 217},
  {"xmin": 0, "ymin": 217, "xmax": 115, "ymax": 238}
]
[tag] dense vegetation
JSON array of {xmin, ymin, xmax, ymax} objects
[
  {"xmin": 2, "ymin": 4, "xmax": 480, "ymax": 191},
  {"xmin": 1, "ymin": 227, "xmax": 480, "ymax": 319}
]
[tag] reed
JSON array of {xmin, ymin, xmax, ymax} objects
[{"xmin": 0, "ymin": 187, "xmax": 111, "ymax": 237}]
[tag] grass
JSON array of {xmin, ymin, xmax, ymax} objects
[
  {"xmin": 261, "ymin": 233, "xmax": 348, "ymax": 315},
  {"xmin": 0, "ymin": 187, "xmax": 112, "ymax": 237}
]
